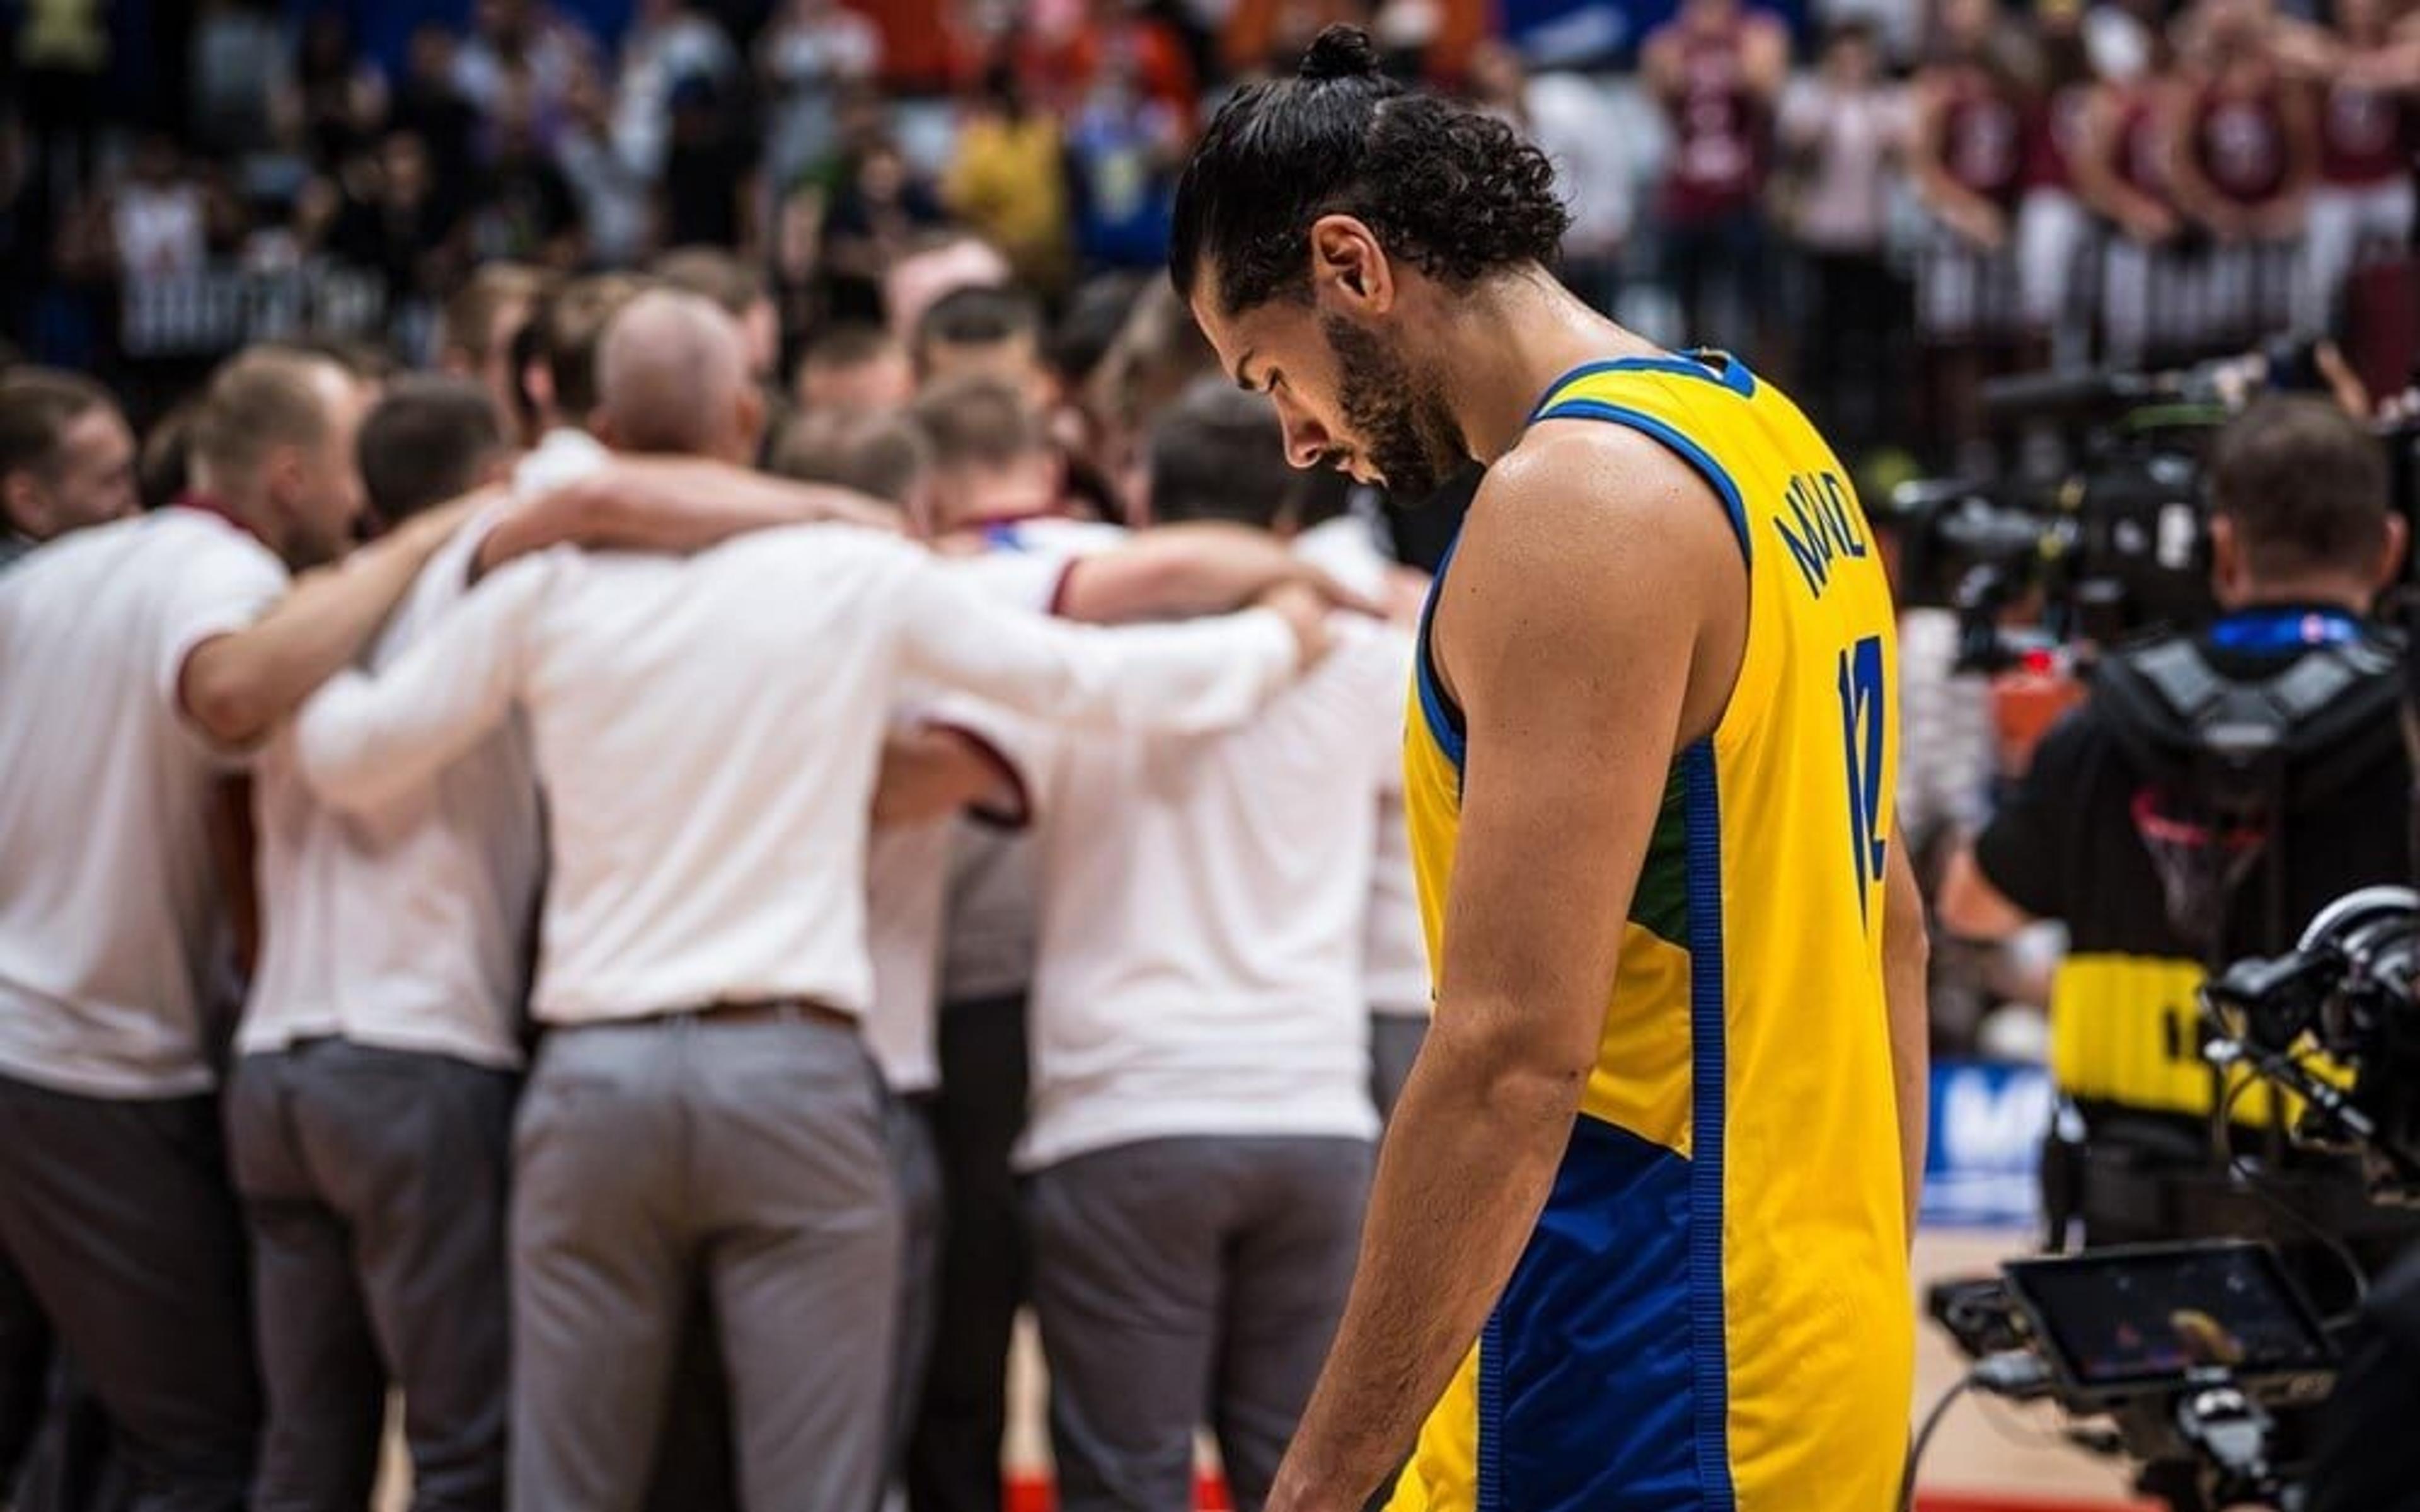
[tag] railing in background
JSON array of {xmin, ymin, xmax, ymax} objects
[{"xmin": 120, "ymin": 262, "xmax": 389, "ymax": 361}]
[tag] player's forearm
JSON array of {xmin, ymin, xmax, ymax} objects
[
  {"xmin": 1269, "ymin": 1019, "xmax": 1581, "ymax": 1512},
  {"xmin": 906, "ymin": 568, "xmax": 1303, "ymax": 737},
  {"xmin": 2165, "ymin": 147, "xmax": 2233, "ymax": 229},
  {"xmin": 181, "ymin": 498, "xmax": 476, "ymax": 748},
  {"xmin": 871, "ymin": 726, "xmax": 1021, "ymax": 827},
  {"xmin": 1882, "ymin": 844, "xmax": 1932, "ymax": 1247},
  {"xmin": 478, "ymin": 459, "xmax": 897, "ymax": 575},
  {"xmin": 1916, "ymin": 169, "xmax": 1997, "ymax": 227},
  {"xmin": 1060, "ymin": 524, "xmax": 1348, "ymax": 626}
]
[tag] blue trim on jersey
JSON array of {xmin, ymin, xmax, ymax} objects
[
  {"xmin": 1478, "ymin": 1310, "xmax": 1506, "ymax": 1511},
  {"xmin": 1528, "ymin": 399, "xmax": 1754, "ymax": 565},
  {"xmin": 1524, "ymin": 352, "xmax": 1758, "ymax": 425},
  {"xmin": 1490, "ymin": 1116, "xmax": 1701, "ymax": 1509},
  {"xmin": 982, "ymin": 522, "xmax": 1028, "ymax": 552},
  {"xmin": 1681, "ymin": 740, "xmax": 1738, "ymax": 1511},
  {"xmin": 1414, "ymin": 533, "xmax": 1468, "ymax": 772}
]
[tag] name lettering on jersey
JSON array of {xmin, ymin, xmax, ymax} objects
[{"xmin": 1772, "ymin": 471, "xmax": 1869, "ymax": 600}]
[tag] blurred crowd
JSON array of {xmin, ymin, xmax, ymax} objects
[{"xmin": 3, "ymin": 0, "xmax": 2415, "ymax": 476}]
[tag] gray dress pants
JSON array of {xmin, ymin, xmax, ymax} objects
[
  {"xmin": 1367, "ymin": 1015, "xmax": 1428, "ymax": 1124},
  {"xmin": 1025, "ymin": 1136, "xmax": 1374, "ymax": 1512},
  {"xmin": 0, "ymin": 1072, "xmax": 258, "ymax": 1512},
  {"xmin": 511, "ymin": 1012, "xmax": 901, "ymax": 1512},
  {"xmin": 222, "ymin": 1041, "xmax": 516, "ymax": 1512},
  {"xmin": 908, "ymin": 992, "xmax": 1030, "ymax": 1512},
  {"xmin": 887, "ymin": 1094, "xmax": 945, "ymax": 1485}
]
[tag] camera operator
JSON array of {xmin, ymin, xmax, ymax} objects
[
  {"xmin": 2303, "ymin": 1244, "xmax": 2420, "ymax": 1512},
  {"xmin": 1940, "ymin": 397, "xmax": 2414, "ymax": 1306}
]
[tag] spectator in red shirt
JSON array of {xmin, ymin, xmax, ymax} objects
[{"xmin": 1021, "ymin": 0, "xmax": 1199, "ymax": 130}]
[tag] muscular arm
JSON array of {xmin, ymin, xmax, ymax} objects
[
  {"xmin": 895, "ymin": 558, "xmax": 1323, "ymax": 736},
  {"xmin": 2164, "ymin": 81, "xmax": 2244, "ymax": 235},
  {"xmin": 1741, "ymin": 14, "xmax": 1791, "ymax": 101},
  {"xmin": 291, "ymin": 556, "xmax": 551, "ymax": 812},
  {"xmin": 871, "ymin": 724, "xmax": 1024, "ymax": 827},
  {"xmin": 1265, "ymin": 433, "xmax": 1740, "ymax": 1512},
  {"xmin": 475, "ymin": 455, "xmax": 901, "ymax": 575},
  {"xmin": 2070, "ymin": 88, "xmax": 2173, "ymax": 236},
  {"xmin": 2262, "ymin": 84, "xmax": 2319, "ymax": 228},
  {"xmin": 1641, "ymin": 31, "xmax": 1684, "ymax": 104},
  {"xmin": 2266, "ymin": 16, "xmax": 2344, "ymax": 79},
  {"xmin": 178, "ymin": 493, "xmax": 482, "ymax": 749},
  {"xmin": 1056, "ymin": 522, "xmax": 1380, "ymax": 625},
  {"xmin": 1882, "ymin": 835, "xmax": 1931, "ymax": 1244},
  {"xmin": 1907, "ymin": 77, "xmax": 2007, "ymax": 244},
  {"xmin": 1937, "ymin": 842, "xmax": 2033, "ymax": 940}
]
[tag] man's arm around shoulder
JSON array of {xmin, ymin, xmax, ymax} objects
[{"xmin": 179, "ymin": 493, "xmax": 486, "ymax": 750}]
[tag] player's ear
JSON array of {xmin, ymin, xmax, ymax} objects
[{"xmin": 1308, "ymin": 215, "xmax": 1394, "ymax": 317}]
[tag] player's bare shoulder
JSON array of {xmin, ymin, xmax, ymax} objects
[
  {"xmin": 1432, "ymin": 418, "xmax": 1751, "ymax": 736},
  {"xmin": 1458, "ymin": 420, "xmax": 1748, "ymax": 606}
]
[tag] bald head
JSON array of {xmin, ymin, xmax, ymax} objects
[{"xmin": 594, "ymin": 290, "xmax": 762, "ymax": 462}]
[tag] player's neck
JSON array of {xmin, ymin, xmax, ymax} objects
[{"xmin": 1432, "ymin": 272, "xmax": 1661, "ymax": 466}]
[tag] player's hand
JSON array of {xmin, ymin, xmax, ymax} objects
[
  {"xmin": 1385, "ymin": 563, "xmax": 1433, "ymax": 626},
  {"xmin": 1955, "ymin": 201, "xmax": 2009, "ymax": 252},
  {"xmin": 477, "ymin": 486, "xmax": 587, "ymax": 574},
  {"xmin": 1293, "ymin": 563, "xmax": 1386, "ymax": 619},
  {"xmin": 2125, "ymin": 204, "xmax": 2179, "ymax": 244},
  {"xmin": 1256, "ymin": 579, "xmax": 1337, "ymax": 669},
  {"xmin": 1262, "ymin": 1462, "xmax": 1361, "ymax": 1512},
  {"xmin": 2253, "ymin": 200, "xmax": 2306, "ymax": 243}
]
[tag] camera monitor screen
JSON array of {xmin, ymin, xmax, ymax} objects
[{"xmin": 2004, "ymin": 1242, "xmax": 2336, "ymax": 1395}]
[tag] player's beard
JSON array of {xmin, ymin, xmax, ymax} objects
[{"xmin": 1321, "ymin": 314, "xmax": 1463, "ymax": 505}]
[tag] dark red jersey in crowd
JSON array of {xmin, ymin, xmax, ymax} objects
[
  {"xmin": 2188, "ymin": 68, "xmax": 2292, "ymax": 205},
  {"xmin": 2317, "ymin": 74, "xmax": 2414, "ymax": 187},
  {"xmin": 1659, "ymin": 23, "xmax": 1769, "ymax": 222},
  {"xmin": 2022, "ymin": 79, "xmax": 2095, "ymax": 193},
  {"xmin": 1932, "ymin": 65, "xmax": 2029, "ymax": 209},
  {"xmin": 2114, "ymin": 84, "xmax": 2176, "ymax": 203}
]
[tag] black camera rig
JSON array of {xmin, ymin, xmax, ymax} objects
[
  {"xmin": 1879, "ymin": 341, "xmax": 2420, "ymax": 679},
  {"xmin": 1921, "ymin": 1241, "xmax": 2339, "ymax": 1511},
  {"xmin": 2203, "ymin": 886, "xmax": 2420, "ymax": 1207}
]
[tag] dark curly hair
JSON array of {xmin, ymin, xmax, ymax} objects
[{"xmin": 1170, "ymin": 26, "xmax": 1572, "ymax": 315}]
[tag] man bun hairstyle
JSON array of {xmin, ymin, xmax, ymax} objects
[
  {"xmin": 1170, "ymin": 25, "xmax": 1571, "ymax": 315},
  {"xmin": 1298, "ymin": 24, "xmax": 1385, "ymax": 81}
]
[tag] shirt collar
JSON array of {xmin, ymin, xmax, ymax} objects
[{"xmin": 173, "ymin": 491, "xmax": 271, "ymax": 547}]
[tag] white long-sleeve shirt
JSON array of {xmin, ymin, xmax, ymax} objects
[
  {"xmin": 1293, "ymin": 517, "xmax": 1432, "ymax": 1018},
  {"xmin": 241, "ymin": 510, "xmax": 540, "ymax": 1070},
  {"xmin": 971, "ymin": 614, "xmax": 1410, "ymax": 1171},
  {"xmin": 292, "ymin": 524, "xmax": 1300, "ymax": 1026}
]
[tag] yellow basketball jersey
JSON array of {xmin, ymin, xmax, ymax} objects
[{"xmin": 1392, "ymin": 354, "xmax": 1913, "ymax": 1512}]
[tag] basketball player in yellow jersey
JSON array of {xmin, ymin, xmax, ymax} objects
[{"xmin": 1170, "ymin": 26, "xmax": 1933, "ymax": 1512}]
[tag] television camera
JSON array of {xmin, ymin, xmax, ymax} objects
[
  {"xmin": 2203, "ymin": 885, "xmax": 2420, "ymax": 1209},
  {"xmin": 1879, "ymin": 339, "xmax": 2420, "ymax": 678}
]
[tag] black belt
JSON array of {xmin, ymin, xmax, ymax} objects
[{"xmin": 567, "ymin": 998, "xmax": 855, "ymax": 1034}]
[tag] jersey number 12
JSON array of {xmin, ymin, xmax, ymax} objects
[{"xmin": 1836, "ymin": 635, "xmax": 1889, "ymax": 930}]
